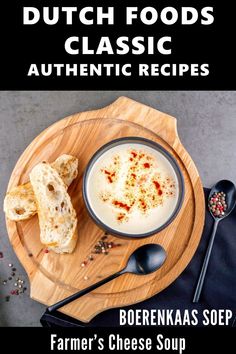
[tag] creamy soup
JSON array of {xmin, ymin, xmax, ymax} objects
[{"xmin": 86, "ymin": 143, "xmax": 179, "ymax": 234}]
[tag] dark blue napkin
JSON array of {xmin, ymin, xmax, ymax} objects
[{"xmin": 41, "ymin": 188, "xmax": 236, "ymax": 327}]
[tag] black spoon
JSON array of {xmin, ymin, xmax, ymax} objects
[
  {"xmin": 48, "ymin": 243, "xmax": 166, "ymax": 313},
  {"xmin": 193, "ymin": 180, "xmax": 236, "ymax": 303}
]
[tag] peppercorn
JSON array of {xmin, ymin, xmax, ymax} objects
[{"xmin": 208, "ymin": 191, "xmax": 227, "ymax": 218}]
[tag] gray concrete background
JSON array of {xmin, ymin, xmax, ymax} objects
[{"xmin": 0, "ymin": 91, "xmax": 236, "ymax": 326}]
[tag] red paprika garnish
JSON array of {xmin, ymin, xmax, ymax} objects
[
  {"xmin": 117, "ymin": 213, "xmax": 125, "ymax": 221},
  {"xmin": 153, "ymin": 181, "xmax": 160, "ymax": 190},
  {"xmin": 131, "ymin": 151, "xmax": 137, "ymax": 158},
  {"xmin": 143, "ymin": 163, "xmax": 150, "ymax": 168},
  {"xmin": 103, "ymin": 170, "xmax": 116, "ymax": 183},
  {"xmin": 113, "ymin": 200, "xmax": 131, "ymax": 212}
]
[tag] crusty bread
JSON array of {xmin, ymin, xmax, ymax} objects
[
  {"xmin": 30, "ymin": 163, "xmax": 78, "ymax": 254},
  {"xmin": 4, "ymin": 155, "xmax": 78, "ymax": 221},
  {"xmin": 4, "ymin": 183, "xmax": 36, "ymax": 221},
  {"xmin": 51, "ymin": 154, "xmax": 78, "ymax": 187}
]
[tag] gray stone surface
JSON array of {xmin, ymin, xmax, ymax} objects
[{"xmin": 0, "ymin": 91, "xmax": 236, "ymax": 326}]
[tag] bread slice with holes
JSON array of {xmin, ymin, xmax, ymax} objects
[
  {"xmin": 4, "ymin": 154, "xmax": 78, "ymax": 221},
  {"xmin": 30, "ymin": 162, "xmax": 78, "ymax": 254},
  {"xmin": 4, "ymin": 183, "xmax": 37, "ymax": 221},
  {"xmin": 51, "ymin": 154, "xmax": 78, "ymax": 187}
]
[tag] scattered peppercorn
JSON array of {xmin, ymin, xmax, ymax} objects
[
  {"xmin": 208, "ymin": 191, "xmax": 227, "ymax": 218},
  {"xmin": 10, "ymin": 289, "xmax": 19, "ymax": 295},
  {"xmin": 0, "ymin": 253, "xmax": 27, "ymax": 298},
  {"xmin": 80, "ymin": 234, "xmax": 123, "ymax": 271}
]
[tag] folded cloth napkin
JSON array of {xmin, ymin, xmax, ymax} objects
[{"xmin": 41, "ymin": 188, "xmax": 236, "ymax": 327}]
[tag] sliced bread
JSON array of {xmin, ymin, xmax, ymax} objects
[
  {"xmin": 4, "ymin": 154, "xmax": 78, "ymax": 221},
  {"xmin": 30, "ymin": 162, "xmax": 78, "ymax": 254}
]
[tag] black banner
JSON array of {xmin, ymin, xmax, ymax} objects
[
  {"xmin": 0, "ymin": 0, "xmax": 235, "ymax": 90},
  {"xmin": 0, "ymin": 327, "xmax": 234, "ymax": 353}
]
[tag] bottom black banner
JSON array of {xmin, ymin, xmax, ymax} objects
[{"xmin": 1, "ymin": 327, "xmax": 234, "ymax": 353}]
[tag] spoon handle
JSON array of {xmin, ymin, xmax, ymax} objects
[
  {"xmin": 48, "ymin": 270, "xmax": 123, "ymax": 313},
  {"xmin": 193, "ymin": 219, "xmax": 219, "ymax": 303}
]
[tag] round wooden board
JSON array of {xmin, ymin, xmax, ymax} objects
[{"xmin": 6, "ymin": 97, "xmax": 205, "ymax": 322}]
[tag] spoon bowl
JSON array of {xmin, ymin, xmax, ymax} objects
[
  {"xmin": 125, "ymin": 244, "xmax": 167, "ymax": 275},
  {"xmin": 209, "ymin": 180, "xmax": 236, "ymax": 220}
]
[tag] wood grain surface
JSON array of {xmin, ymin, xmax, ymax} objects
[{"xmin": 5, "ymin": 97, "xmax": 205, "ymax": 322}]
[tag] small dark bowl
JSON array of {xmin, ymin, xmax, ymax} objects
[{"xmin": 83, "ymin": 137, "xmax": 185, "ymax": 239}]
